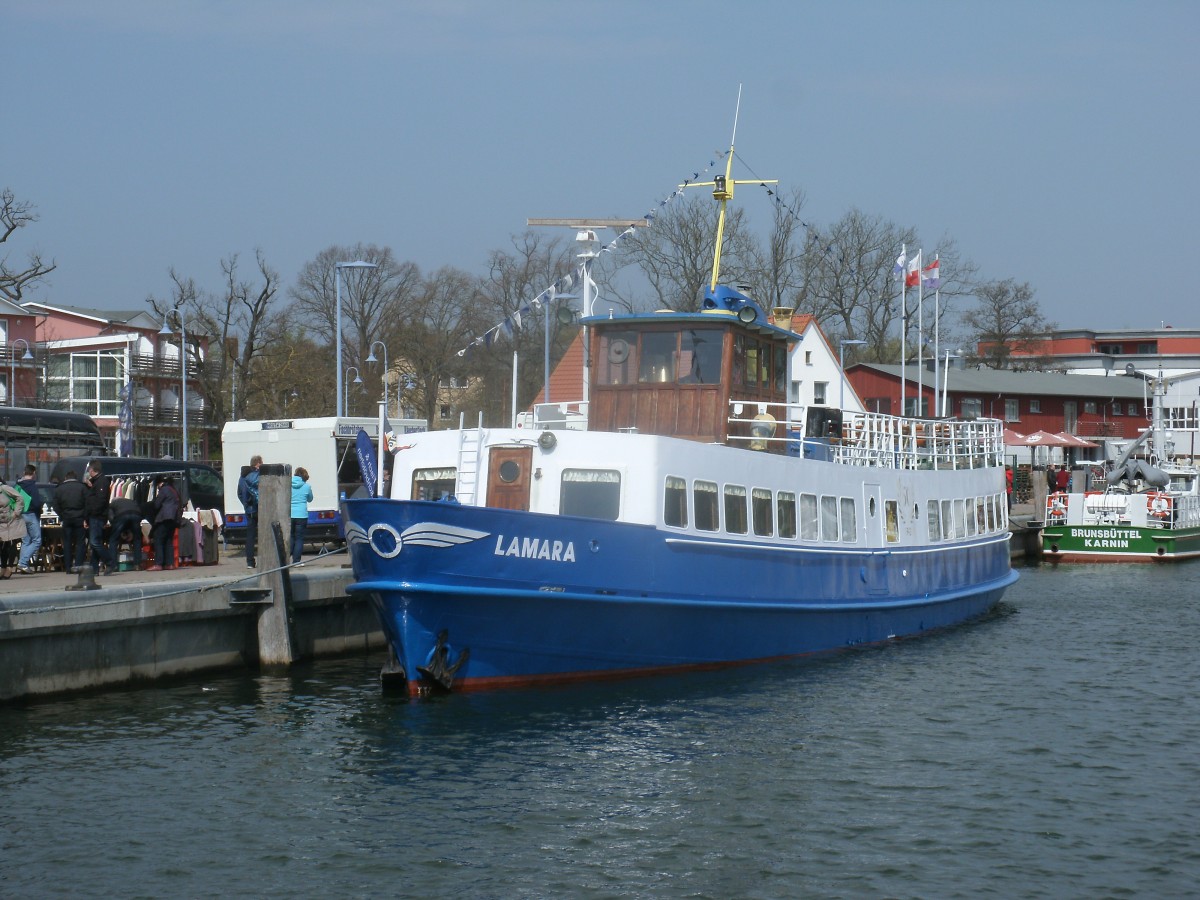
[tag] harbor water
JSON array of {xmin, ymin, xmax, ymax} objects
[{"xmin": 2, "ymin": 563, "xmax": 1198, "ymax": 898}]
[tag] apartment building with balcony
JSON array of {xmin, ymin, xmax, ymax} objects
[{"xmin": 21, "ymin": 302, "xmax": 211, "ymax": 458}]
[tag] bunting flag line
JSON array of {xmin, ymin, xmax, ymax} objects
[{"xmin": 455, "ymin": 151, "xmax": 731, "ymax": 357}]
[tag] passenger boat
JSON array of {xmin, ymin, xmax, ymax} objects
[
  {"xmin": 342, "ymin": 140, "xmax": 1018, "ymax": 695},
  {"xmin": 1042, "ymin": 366, "xmax": 1200, "ymax": 562}
]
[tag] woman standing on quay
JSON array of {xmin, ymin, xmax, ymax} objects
[{"xmin": 290, "ymin": 466, "xmax": 313, "ymax": 564}]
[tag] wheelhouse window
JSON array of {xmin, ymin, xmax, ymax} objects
[
  {"xmin": 598, "ymin": 330, "xmax": 639, "ymax": 386},
  {"xmin": 664, "ymin": 476, "xmax": 688, "ymax": 528},
  {"xmin": 600, "ymin": 326, "xmax": 726, "ymax": 386},
  {"xmin": 724, "ymin": 484, "xmax": 748, "ymax": 534},
  {"xmin": 639, "ymin": 331, "xmax": 677, "ymax": 383},
  {"xmin": 680, "ymin": 328, "xmax": 723, "ymax": 384},
  {"xmin": 412, "ymin": 467, "xmax": 457, "ymax": 501},
  {"xmin": 694, "ymin": 480, "xmax": 719, "ymax": 531},
  {"xmin": 560, "ymin": 469, "xmax": 621, "ymax": 520}
]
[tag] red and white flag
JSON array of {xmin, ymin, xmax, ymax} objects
[
  {"xmin": 922, "ymin": 258, "xmax": 940, "ymax": 290},
  {"xmin": 905, "ymin": 251, "xmax": 922, "ymax": 288}
]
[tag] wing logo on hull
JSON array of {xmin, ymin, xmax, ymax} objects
[{"xmin": 346, "ymin": 520, "xmax": 490, "ymax": 559}]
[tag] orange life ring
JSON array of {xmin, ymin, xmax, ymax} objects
[
  {"xmin": 1147, "ymin": 492, "xmax": 1172, "ymax": 520},
  {"xmin": 1047, "ymin": 492, "xmax": 1068, "ymax": 518}
]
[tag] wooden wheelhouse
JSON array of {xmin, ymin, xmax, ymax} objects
[{"xmin": 586, "ymin": 309, "xmax": 798, "ymax": 448}]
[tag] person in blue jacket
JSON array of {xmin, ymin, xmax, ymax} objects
[
  {"xmin": 290, "ymin": 466, "xmax": 313, "ymax": 564},
  {"xmin": 237, "ymin": 454, "xmax": 262, "ymax": 568}
]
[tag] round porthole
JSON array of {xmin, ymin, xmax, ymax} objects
[{"xmin": 499, "ymin": 460, "xmax": 521, "ymax": 483}]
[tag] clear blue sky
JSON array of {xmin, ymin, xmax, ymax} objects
[{"xmin": 6, "ymin": 0, "xmax": 1198, "ymax": 332}]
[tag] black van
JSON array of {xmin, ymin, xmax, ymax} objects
[{"xmin": 49, "ymin": 457, "xmax": 224, "ymax": 514}]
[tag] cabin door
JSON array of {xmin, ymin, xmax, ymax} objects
[
  {"xmin": 862, "ymin": 482, "xmax": 888, "ymax": 594},
  {"xmin": 863, "ymin": 483, "xmax": 884, "ymax": 546},
  {"xmin": 486, "ymin": 446, "xmax": 533, "ymax": 511}
]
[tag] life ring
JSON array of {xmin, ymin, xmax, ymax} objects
[
  {"xmin": 1147, "ymin": 492, "xmax": 1172, "ymax": 520},
  {"xmin": 1047, "ymin": 492, "xmax": 1068, "ymax": 518}
]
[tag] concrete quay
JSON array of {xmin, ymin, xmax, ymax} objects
[{"xmin": 0, "ymin": 547, "xmax": 384, "ymax": 704}]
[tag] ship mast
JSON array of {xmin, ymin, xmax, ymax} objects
[{"xmin": 684, "ymin": 85, "xmax": 778, "ymax": 291}]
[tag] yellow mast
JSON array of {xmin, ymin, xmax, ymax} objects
[{"xmin": 684, "ymin": 86, "xmax": 777, "ymax": 292}]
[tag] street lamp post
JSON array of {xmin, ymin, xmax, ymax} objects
[
  {"xmin": 365, "ymin": 340, "xmax": 390, "ymax": 415},
  {"xmin": 158, "ymin": 310, "xmax": 190, "ymax": 460},
  {"xmin": 839, "ymin": 339, "xmax": 867, "ymax": 410},
  {"xmin": 335, "ymin": 260, "xmax": 379, "ymax": 417},
  {"xmin": 344, "ymin": 366, "xmax": 363, "ymax": 417},
  {"xmin": 8, "ymin": 338, "xmax": 33, "ymax": 407}
]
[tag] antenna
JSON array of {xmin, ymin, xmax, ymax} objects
[{"xmin": 681, "ymin": 84, "xmax": 777, "ymax": 291}]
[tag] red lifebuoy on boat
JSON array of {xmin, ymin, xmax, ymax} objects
[{"xmin": 1147, "ymin": 492, "xmax": 1172, "ymax": 520}]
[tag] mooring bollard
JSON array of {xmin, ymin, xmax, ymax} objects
[{"xmin": 64, "ymin": 566, "xmax": 102, "ymax": 592}]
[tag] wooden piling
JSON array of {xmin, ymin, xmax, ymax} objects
[{"xmin": 255, "ymin": 463, "xmax": 296, "ymax": 667}]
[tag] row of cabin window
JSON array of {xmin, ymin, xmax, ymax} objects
[
  {"xmin": 664, "ymin": 478, "xmax": 859, "ymax": 542},
  {"xmin": 927, "ymin": 494, "xmax": 1007, "ymax": 541}
]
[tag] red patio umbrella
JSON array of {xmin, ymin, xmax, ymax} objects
[
  {"xmin": 1055, "ymin": 432, "xmax": 1098, "ymax": 448},
  {"xmin": 1002, "ymin": 428, "xmax": 1027, "ymax": 446},
  {"xmin": 1021, "ymin": 430, "xmax": 1072, "ymax": 446}
]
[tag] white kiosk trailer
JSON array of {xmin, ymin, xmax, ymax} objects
[{"xmin": 221, "ymin": 415, "xmax": 426, "ymax": 547}]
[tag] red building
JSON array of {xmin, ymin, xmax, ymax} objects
[{"xmin": 847, "ymin": 363, "xmax": 1149, "ymax": 448}]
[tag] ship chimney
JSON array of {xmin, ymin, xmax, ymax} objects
[{"xmin": 772, "ymin": 307, "xmax": 795, "ymax": 332}]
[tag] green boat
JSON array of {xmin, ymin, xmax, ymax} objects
[{"xmin": 1042, "ymin": 365, "xmax": 1200, "ymax": 562}]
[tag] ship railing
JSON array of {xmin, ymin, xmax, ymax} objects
[
  {"xmin": 724, "ymin": 402, "xmax": 1003, "ymax": 470},
  {"xmin": 835, "ymin": 412, "xmax": 1003, "ymax": 471}
]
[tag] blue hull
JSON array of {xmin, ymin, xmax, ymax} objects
[{"xmin": 344, "ymin": 498, "xmax": 1018, "ymax": 693}]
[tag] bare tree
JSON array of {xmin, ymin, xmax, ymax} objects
[
  {"xmin": 147, "ymin": 250, "xmax": 283, "ymax": 424},
  {"xmin": 604, "ymin": 195, "xmax": 749, "ymax": 312},
  {"xmin": 289, "ymin": 245, "xmax": 422, "ymax": 410},
  {"xmin": 0, "ymin": 188, "xmax": 56, "ymax": 303},
  {"xmin": 469, "ymin": 231, "xmax": 579, "ymax": 422},
  {"xmin": 396, "ymin": 266, "xmax": 488, "ymax": 429},
  {"xmin": 960, "ymin": 279, "xmax": 1055, "ymax": 369},
  {"xmin": 798, "ymin": 209, "xmax": 917, "ymax": 359},
  {"xmin": 737, "ymin": 187, "xmax": 815, "ymax": 311}
]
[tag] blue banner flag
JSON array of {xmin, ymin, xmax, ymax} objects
[{"xmin": 356, "ymin": 429, "xmax": 377, "ymax": 497}]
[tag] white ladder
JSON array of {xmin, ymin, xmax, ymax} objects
[{"xmin": 457, "ymin": 427, "xmax": 482, "ymax": 505}]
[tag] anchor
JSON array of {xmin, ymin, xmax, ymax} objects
[{"xmin": 416, "ymin": 630, "xmax": 470, "ymax": 692}]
